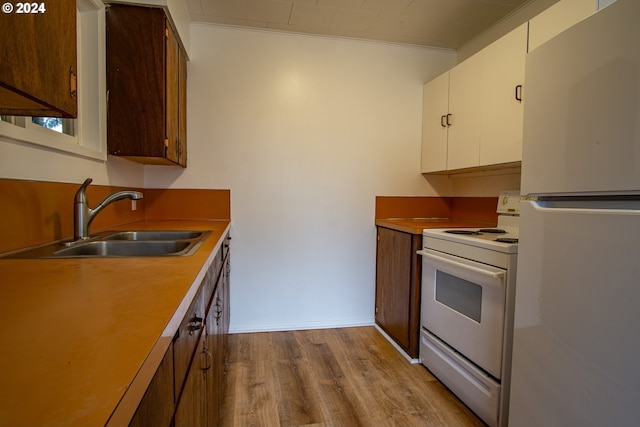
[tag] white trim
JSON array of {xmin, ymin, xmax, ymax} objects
[
  {"xmin": 229, "ymin": 318, "xmax": 374, "ymax": 334},
  {"xmin": 374, "ymin": 324, "xmax": 421, "ymax": 364}
]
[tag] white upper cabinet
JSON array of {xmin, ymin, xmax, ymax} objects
[
  {"xmin": 420, "ymin": 23, "xmax": 527, "ymax": 173},
  {"xmin": 447, "ymin": 52, "xmax": 483, "ymax": 171},
  {"xmin": 420, "ymin": 0, "xmax": 603, "ymax": 175},
  {"xmin": 528, "ymin": 0, "xmax": 597, "ymax": 51},
  {"xmin": 420, "ymin": 72, "xmax": 449, "ymax": 173},
  {"xmin": 479, "ymin": 24, "xmax": 527, "ymax": 166}
]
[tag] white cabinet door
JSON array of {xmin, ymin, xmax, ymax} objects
[
  {"xmin": 479, "ymin": 23, "xmax": 527, "ymax": 166},
  {"xmin": 420, "ymin": 23, "xmax": 526, "ymax": 173},
  {"xmin": 420, "ymin": 72, "xmax": 449, "ymax": 173},
  {"xmin": 528, "ymin": 0, "xmax": 596, "ymax": 51},
  {"xmin": 447, "ymin": 53, "xmax": 482, "ymax": 170}
]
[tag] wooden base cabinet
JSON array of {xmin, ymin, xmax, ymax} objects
[
  {"xmin": 128, "ymin": 345, "xmax": 174, "ymax": 427},
  {"xmin": 375, "ymin": 227, "xmax": 422, "ymax": 359},
  {"xmin": 128, "ymin": 233, "xmax": 231, "ymax": 427},
  {"xmin": 106, "ymin": 4, "xmax": 187, "ymax": 166}
]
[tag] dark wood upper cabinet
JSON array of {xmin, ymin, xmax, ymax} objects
[
  {"xmin": 0, "ymin": 0, "xmax": 78, "ymax": 118},
  {"xmin": 106, "ymin": 4, "xmax": 187, "ymax": 167}
]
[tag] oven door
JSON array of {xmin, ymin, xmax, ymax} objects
[{"xmin": 419, "ymin": 248, "xmax": 506, "ymax": 378}]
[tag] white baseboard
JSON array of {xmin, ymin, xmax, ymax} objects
[
  {"xmin": 374, "ymin": 324, "xmax": 421, "ymax": 364},
  {"xmin": 229, "ymin": 318, "xmax": 374, "ymax": 334}
]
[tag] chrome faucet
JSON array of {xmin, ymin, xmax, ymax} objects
[{"xmin": 74, "ymin": 178, "xmax": 143, "ymax": 241}]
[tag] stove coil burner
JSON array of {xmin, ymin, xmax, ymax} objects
[
  {"xmin": 496, "ymin": 237, "xmax": 519, "ymax": 244},
  {"xmin": 444, "ymin": 230, "xmax": 480, "ymax": 235},
  {"xmin": 478, "ymin": 228, "xmax": 506, "ymax": 234}
]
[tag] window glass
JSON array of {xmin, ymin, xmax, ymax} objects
[{"xmin": 31, "ymin": 117, "xmax": 75, "ymax": 136}]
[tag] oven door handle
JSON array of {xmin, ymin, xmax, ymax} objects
[{"xmin": 417, "ymin": 249, "xmax": 505, "ymax": 280}]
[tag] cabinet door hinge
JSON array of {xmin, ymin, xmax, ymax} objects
[{"xmin": 69, "ymin": 67, "xmax": 77, "ymax": 99}]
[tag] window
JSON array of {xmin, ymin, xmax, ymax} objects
[
  {"xmin": 0, "ymin": 0, "xmax": 106, "ymax": 161},
  {"xmin": 31, "ymin": 117, "xmax": 75, "ymax": 136}
]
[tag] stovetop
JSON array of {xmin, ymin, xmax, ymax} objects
[{"xmin": 423, "ymin": 215, "xmax": 519, "ymax": 254}]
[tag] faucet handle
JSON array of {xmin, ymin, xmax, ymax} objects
[{"xmin": 75, "ymin": 178, "xmax": 93, "ymax": 203}]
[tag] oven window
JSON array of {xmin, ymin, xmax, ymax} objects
[{"xmin": 435, "ymin": 271, "xmax": 482, "ymax": 322}]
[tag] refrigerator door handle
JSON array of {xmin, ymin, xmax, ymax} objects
[{"xmin": 530, "ymin": 199, "xmax": 640, "ymax": 215}]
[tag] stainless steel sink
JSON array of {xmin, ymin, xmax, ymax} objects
[
  {"xmin": 3, "ymin": 230, "xmax": 211, "ymax": 259},
  {"xmin": 102, "ymin": 230, "xmax": 204, "ymax": 241},
  {"xmin": 53, "ymin": 241, "xmax": 193, "ymax": 257}
]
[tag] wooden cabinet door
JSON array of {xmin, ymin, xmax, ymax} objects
[
  {"xmin": 129, "ymin": 345, "xmax": 174, "ymax": 427},
  {"xmin": 106, "ymin": 5, "xmax": 165, "ymax": 159},
  {"xmin": 178, "ymin": 47, "xmax": 188, "ymax": 166},
  {"xmin": 421, "ymin": 72, "xmax": 450, "ymax": 173},
  {"xmin": 0, "ymin": 0, "xmax": 77, "ymax": 117},
  {"xmin": 173, "ymin": 283, "xmax": 206, "ymax": 400},
  {"xmin": 165, "ymin": 21, "xmax": 180, "ymax": 165},
  {"xmin": 479, "ymin": 23, "xmax": 527, "ymax": 166},
  {"xmin": 174, "ymin": 338, "xmax": 207, "ymax": 427},
  {"xmin": 221, "ymin": 239, "xmax": 231, "ymax": 342},
  {"xmin": 375, "ymin": 227, "xmax": 412, "ymax": 350},
  {"xmin": 106, "ymin": 4, "xmax": 187, "ymax": 166},
  {"xmin": 205, "ymin": 281, "xmax": 222, "ymax": 427}
]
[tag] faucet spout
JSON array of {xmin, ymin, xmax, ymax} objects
[{"xmin": 73, "ymin": 178, "xmax": 143, "ymax": 241}]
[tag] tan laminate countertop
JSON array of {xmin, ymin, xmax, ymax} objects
[
  {"xmin": 0, "ymin": 219, "xmax": 231, "ymax": 427},
  {"xmin": 375, "ymin": 218, "xmax": 496, "ymax": 235}
]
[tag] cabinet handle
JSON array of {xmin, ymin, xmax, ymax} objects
[
  {"xmin": 440, "ymin": 115, "xmax": 446, "ymax": 128},
  {"xmin": 188, "ymin": 315, "xmax": 203, "ymax": 335},
  {"xmin": 515, "ymin": 84, "xmax": 523, "ymax": 102},
  {"xmin": 201, "ymin": 348, "xmax": 212, "ymax": 372},
  {"xmin": 215, "ymin": 298, "xmax": 223, "ymax": 325},
  {"xmin": 446, "ymin": 113, "xmax": 452, "ymax": 126}
]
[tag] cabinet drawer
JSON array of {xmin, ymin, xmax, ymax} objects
[
  {"xmin": 204, "ymin": 250, "xmax": 223, "ymax": 312},
  {"xmin": 173, "ymin": 283, "xmax": 206, "ymax": 396}
]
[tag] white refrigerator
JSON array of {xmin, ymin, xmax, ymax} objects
[{"xmin": 509, "ymin": 0, "xmax": 640, "ymax": 426}]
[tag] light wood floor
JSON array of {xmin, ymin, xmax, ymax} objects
[{"xmin": 219, "ymin": 326, "xmax": 485, "ymax": 427}]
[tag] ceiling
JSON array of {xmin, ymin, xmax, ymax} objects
[{"xmin": 186, "ymin": 0, "xmax": 532, "ymax": 50}]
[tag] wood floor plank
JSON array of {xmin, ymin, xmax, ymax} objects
[
  {"xmin": 327, "ymin": 328, "xmax": 444, "ymax": 427},
  {"xmin": 222, "ymin": 334, "xmax": 281, "ymax": 427},
  {"xmin": 270, "ymin": 331, "xmax": 324, "ymax": 426},
  {"xmin": 219, "ymin": 327, "xmax": 485, "ymax": 427},
  {"xmin": 300, "ymin": 339, "xmax": 366, "ymax": 426}
]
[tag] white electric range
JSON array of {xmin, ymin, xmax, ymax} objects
[{"xmin": 418, "ymin": 190, "xmax": 520, "ymax": 427}]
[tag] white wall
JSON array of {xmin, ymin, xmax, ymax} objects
[
  {"xmin": 0, "ymin": 138, "xmax": 143, "ymax": 187},
  {"xmin": 144, "ymin": 24, "xmax": 457, "ymax": 332}
]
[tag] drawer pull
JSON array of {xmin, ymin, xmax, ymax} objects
[
  {"xmin": 201, "ymin": 348, "xmax": 212, "ymax": 372},
  {"xmin": 188, "ymin": 315, "xmax": 203, "ymax": 335}
]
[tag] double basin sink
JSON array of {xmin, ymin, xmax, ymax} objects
[{"xmin": 5, "ymin": 230, "xmax": 211, "ymax": 259}]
